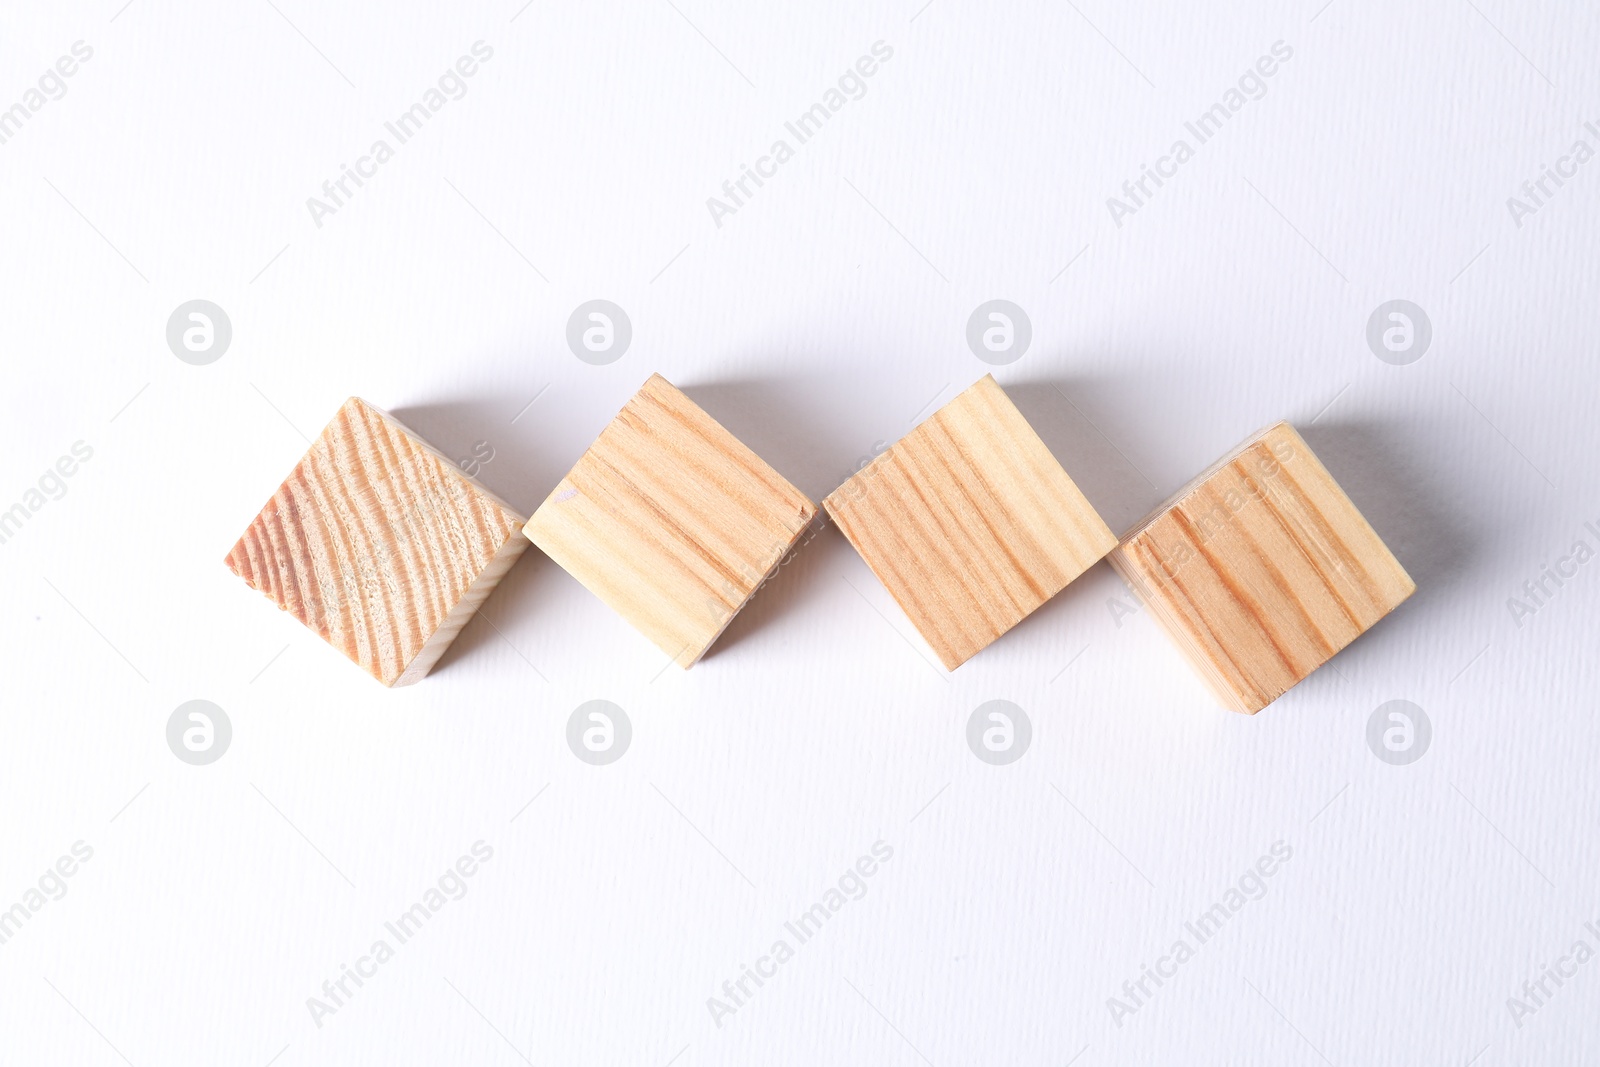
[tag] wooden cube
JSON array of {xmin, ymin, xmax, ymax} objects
[
  {"xmin": 1108, "ymin": 421, "xmax": 1414, "ymax": 714},
  {"xmin": 225, "ymin": 397, "xmax": 529, "ymax": 687},
  {"xmin": 823, "ymin": 375, "xmax": 1117, "ymax": 669},
  {"xmin": 523, "ymin": 374, "xmax": 817, "ymax": 668}
]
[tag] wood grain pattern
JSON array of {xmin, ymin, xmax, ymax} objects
[
  {"xmin": 523, "ymin": 374, "xmax": 817, "ymax": 668},
  {"xmin": 1107, "ymin": 421, "xmax": 1414, "ymax": 714},
  {"xmin": 225, "ymin": 397, "xmax": 529, "ymax": 687},
  {"xmin": 823, "ymin": 375, "xmax": 1117, "ymax": 670}
]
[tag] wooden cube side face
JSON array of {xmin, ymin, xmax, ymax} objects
[
  {"xmin": 1109, "ymin": 422, "xmax": 1414, "ymax": 713},
  {"xmin": 524, "ymin": 375, "xmax": 817, "ymax": 667},
  {"xmin": 824, "ymin": 376, "xmax": 1117, "ymax": 669},
  {"xmin": 225, "ymin": 398, "xmax": 528, "ymax": 687}
]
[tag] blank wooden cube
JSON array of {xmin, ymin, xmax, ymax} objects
[
  {"xmin": 523, "ymin": 374, "xmax": 816, "ymax": 668},
  {"xmin": 823, "ymin": 375, "xmax": 1116, "ymax": 670},
  {"xmin": 225, "ymin": 397, "xmax": 529, "ymax": 687},
  {"xmin": 1108, "ymin": 421, "xmax": 1414, "ymax": 714}
]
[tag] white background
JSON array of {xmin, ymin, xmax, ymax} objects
[{"xmin": 2, "ymin": 0, "xmax": 1598, "ymax": 1063}]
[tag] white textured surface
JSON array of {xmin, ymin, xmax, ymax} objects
[{"xmin": 2, "ymin": 0, "xmax": 1598, "ymax": 1063}]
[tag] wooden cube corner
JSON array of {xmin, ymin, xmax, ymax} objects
[
  {"xmin": 225, "ymin": 397, "xmax": 530, "ymax": 687},
  {"xmin": 1107, "ymin": 420, "xmax": 1415, "ymax": 713},
  {"xmin": 523, "ymin": 374, "xmax": 817, "ymax": 668},
  {"xmin": 823, "ymin": 375, "xmax": 1116, "ymax": 670}
]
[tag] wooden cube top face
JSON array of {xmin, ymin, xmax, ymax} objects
[
  {"xmin": 225, "ymin": 398, "xmax": 528, "ymax": 687},
  {"xmin": 1108, "ymin": 421, "xmax": 1414, "ymax": 714},
  {"xmin": 823, "ymin": 375, "xmax": 1117, "ymax": 670},
  {"xmin": 523, "ymin": 374, "xmax": 817, "ymax": 668}
]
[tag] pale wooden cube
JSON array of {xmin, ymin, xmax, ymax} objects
[
  {"xmin": 225, "ymin": 397, "xmax": 529, "ymax": 687},
  {"xmin": 523, "ymin": 374, "xmax": 817, "ymax": 668},
  {"xmin": 824, "ymin": 375, "xmax": 1116, "ymax": 670},
  {"xmin": 1108, "ymin": 420, "xmax": 1415, "ymax": 714}
]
